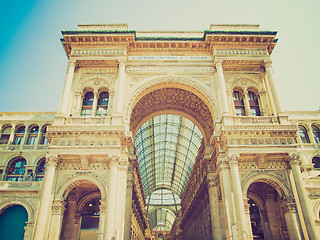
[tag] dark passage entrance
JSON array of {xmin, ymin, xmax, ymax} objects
[{"xmin": 0, "ymin": 205, "xmax": 28, "ymax": 240}]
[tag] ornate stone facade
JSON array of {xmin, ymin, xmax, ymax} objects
[{"xmin": 0, "ymin": 24, "xmax": 319, "ymax": 240}]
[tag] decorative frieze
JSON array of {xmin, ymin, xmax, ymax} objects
[
  {"xmin": 71, "ymin": 48, "xmax": 126, "ymax": 56},
  {"xmin": 214, "ymin": 48, "xmax": 268, "ymax": 56},
  {"xmin": 227, "ymin": 137, "xmax": 295, "ymax": 146},
  {"xmin": 126, "ymin": 65, "xmax": 215, "ymax": 73}
]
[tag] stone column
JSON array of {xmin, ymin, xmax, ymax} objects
[
  {"xmin": 24, "ymin": 221, "xmax": 34, "ymax": 240},
  {"xmin": 115, "ymin": 160, "xmax": 128, "ymax": 240},
  {"xmin": 264, "ymin": 60, "xmax": 282, "ymax": 114},
  {"xmin": 260, "ymin": 210, "xmax": 272, "ymax": 240},
  {"xmin": 33, "ymin": 154, "xmax": 59, "ymax": 239},
  {"xmin": 59, "ymin": 60, "xmax": 76, "ymax": 115},
  {"xmin": 61, "ymin": 192, "xmax": 77, "ymax": 240},
  {"xmin": 8, "ymin": 126, "xmax": 15, "ymax": 144},
  {"xmin": 48, "ymin": 200, "xmax": 66, "ymax": 240},
  {"xmin": 243, "ymin": 91, "xmax": 252, "ymax": 116},
  {"xmin": 98, "ymin": 200, "xmax": 107, "ymax": 240},
  {"xmin": 215, "ymin": 59, "xmax": 230, "ymax": 114},
  {"xmin": 124, "ymin": 168, "xmax": 133, "ymax": 240},
  {"xmin": 114, "ymin": 59, "xmax": 126, "ymax": 115},
  {"xmin": 91, "ymin": 90, "xmax": 99, "ymax": 116},
  {"xmin": 265, "ymin": 189, "xmax": 282, "ymax": 239},
  {"xmin": 218, "ymin": 156, "xmax": 236, "ymax": 239},
  {"xmin": 207, "ymin": 175, "xmax": 222, "ymax": 240},
  {"xmin": 227, "ymin": 91, "xmax": 235, "ymax": 115},
  {"xmin": 244, "ymin": 199, "xmax": 253, "ymax": 239},
  {"xmin": 228, "ymin": 154, "xmax": 250, "ymax": 239},
  {"xmin": 258, "ymin": 91, "xmax": 266, "ymax": 116},
  {"xmin": 74, "ymin": 91, "xmax": 82, "ymax": 116},
  {"xmin": 105, "ymin": 157, "xmax": 119, "ymax": 240},
  {"xmin": 280, "ymin": 198, "xmax": 302, "ymax": 240},
  {"xmin": 289, "ymin": 153, "xmax": 320, "ymax": 240}
]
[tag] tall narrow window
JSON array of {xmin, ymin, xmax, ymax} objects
[
  {"xmin": 26, "ymin": 125, "xmax": 39, "ymax": 145},
  {"xmin": 35, "ymin": 158, "xmax": 46, "ymax": 181},
  {"xmin": 96, "ymin": 91, "xmax": 109, "ymax": 116},
  {"xmin": 81, "ymin": 92, "xmax": 94, "ymax": 116},
  {"xmin": 248, "ymin": 91, "xmax": 261, "ymax": 116},
  {"xmin": 13, "ymin": 126, "xmax": 25, "ymax": 145},
  {"xmin": 6, "ymin": 158, "xmax": 26, "ymax": 181},
  {"xmin": 298, "ymin": 125, "xmax": 310, "ymax": 143},
  {"xmin": 0, "ymin": 126, "xmax": 11, "ymax": 145},
  {"xmin": 233, "ymin": 91, "xmax": 245, "ymax": 116},
  {"xmin": 39, "ymin": 125, "xmax": 49, "ymax": 145},
  {"xmin": 312, "ymin": 125, "xmax": 320, "ymax": 143}
]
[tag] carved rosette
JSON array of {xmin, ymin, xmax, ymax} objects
[
  {"xmin": 206, "ymin": 178, "xmax": 215, "ymax": 188},
  {"xmin": 127, "ymin": 179, "xmax": 134, "ymax": 188}
]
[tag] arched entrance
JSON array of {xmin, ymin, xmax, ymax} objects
[
  {"xmin": 128, "ymin": 83, "xmax": 217, "ymax": 239},
  {"xmin": 247, "ymin": 182, "xmax": 288, "ymax": 240},
  {"xmin": 0, "ymin": 205, "xmax": 28, "ymax": 240},
  {"xmin": 60, "ymin": 180, "xmax": 102, "ymax": 240}
]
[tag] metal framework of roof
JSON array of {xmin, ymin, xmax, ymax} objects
[{"xmin": 135, "ymin": 114, "xmax": 203, "ymax": 199}]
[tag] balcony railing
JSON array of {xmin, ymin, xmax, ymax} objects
[
  {"xmin": 234, "ymin": 116, "xmax": 279, "ymax": 124},
  {"xmin": 66, "ymin": 116, "xmax": 111, "ymax": 125},
  {"xmin": 0, "ymin": 181, "xmax": 42, "ymax": 191}
]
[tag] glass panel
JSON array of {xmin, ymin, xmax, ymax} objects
[
  {"xmin": 298, "ymin": 125, "xmax": 310, "ymax": 143},
  {"xmin": 312, "ymin": 125, "xmax": 320, "ymax": 143}
]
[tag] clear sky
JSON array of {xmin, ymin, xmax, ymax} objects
[{"xmin": 0, "ymin": 0, "xmax": 319, "ymax": 112}]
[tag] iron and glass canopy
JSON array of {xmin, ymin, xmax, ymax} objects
[{"xmin": 135, "ymin": 114, "xmax": 203, "ymax": 199}]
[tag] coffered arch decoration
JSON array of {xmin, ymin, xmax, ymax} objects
[
  {"xmin": 125, "ymin": 77, "xmax": 217, "ymax": 143},
  {"xmin": 130, "ymin": 88, "xmax": 214, "ymax": 144}
]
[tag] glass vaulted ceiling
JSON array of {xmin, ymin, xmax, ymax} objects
[{"xmin": 135, "ymin": 114, "xmax": 203, "ymax": 200}]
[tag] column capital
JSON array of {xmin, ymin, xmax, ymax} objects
[
  {"xmin": 263, "ymin": 59, "xmax": 272, "ymax": 68},
  {"xmin": 118, "ymin": 58, "xmax": 127, "ymax": 66},
  {"xmin": 280, "ymin": 197, "xmax": 297, "ymax": 213},
  {"xmin": 217, "ymin": 158, "xmax": 229, "ymax": 170},
  {"xmin": 227, "ymin": 153, "xmax": 240, "ymax": 165},
  {"xmin": 45, "ymin": 154, "xmax": 60, "ymax": 167},
  {"xmin": 52, "ymin": 200, "xmax": 66, "ymax": 215},
  {"xmin": 214, "ymin": 58, "xmax": 224, "ymax": 65},
  {"xmin": 287, "ymin": 153, "xmax": 301, "ymax": 166},
  {"xmin": 68, "ymin": 59, "xmax": 77, "ymax": 68}
]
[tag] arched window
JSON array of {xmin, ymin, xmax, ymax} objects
[
  {"xmin": 0, "ymin": 126, "xmax": 11, "ymax": 145},
  {"xmin": 6, "ymin": 158, "xmax": 26, "ymax": 181},
  {"xmin": 312, "ymin": 125, "xmax": 320, "ymax": 143},
  {"xmin": 233, "ymin": 91, "xmax": 245, "ymax": 116},
  {"xmin": 13, "ymin": 126, "xmax": 25, "ymax": 145},
  {"xmin": 26, "ymin": 125, "xmax": 39, "ymax": 145},
  {"xmin": 96, "ymin": 91, "xmax": 109, "ymax": 116},
  {"xmin": 35, "ymin": 158, "xmax": 46, "ymax": 181},
  {"xmin": 248, "ymin": 91, "xmax": 261, "ymax": 116},
  {"xmin": 312, "ymin": 157, "xmax": 320, "ymax": 169},
  {"xmin": 81, "ymin": 92, "xmax": 94, "ymax": 116},
  {"xmin": 39, "ymin": 125, "xmax": 50, "ymax": 145},
  {"xmin": 298, "ymin": 125, "xmax": 310, "ymax": 143}
]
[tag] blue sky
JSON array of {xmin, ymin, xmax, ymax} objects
[{"xmin": 0, "ymin": 0, "xmax": 319, "ymax": 112}]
